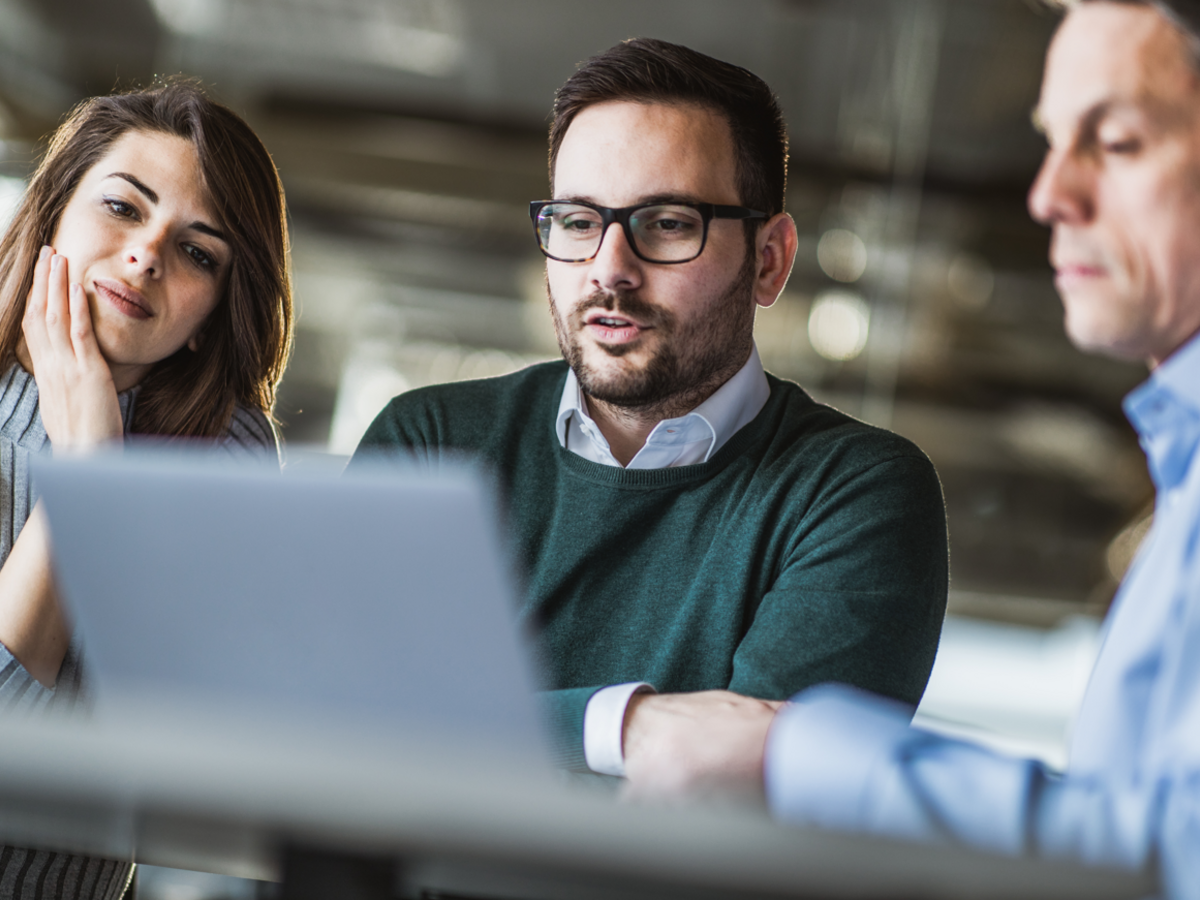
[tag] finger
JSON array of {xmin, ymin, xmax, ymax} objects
[
  {"xmin": 22, "ymin": 247, "xmax": 54, "ymax": 357},
  {"xmin": 24, "ymin": 245, "xmax": 52, "ymax": 322},
  {"xmin": 42, "ymin": 254, "xmax": 73, "ymax": 358},
  {"xmin": 68, "ymin": 283, "xmax": 103, "ymax": 364}
]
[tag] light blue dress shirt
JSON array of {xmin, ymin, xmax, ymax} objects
[{"xmin": 765, "ymin": 330, "xmax": 1200, "ymax": 899}]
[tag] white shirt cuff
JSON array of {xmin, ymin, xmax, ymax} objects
[{"xmin": 583, "ymin": 682, "xmax": 655, "ymax": 776}]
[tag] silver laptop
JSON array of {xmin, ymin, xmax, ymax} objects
[{"xmin": 34, "ymin": 452, "xmax": 545, "ymax": 761}]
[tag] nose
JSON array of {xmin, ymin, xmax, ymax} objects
[
  {"xmin": 125, "ymin": 228, "xmax": 166, "ymax": 279},
  {"xmin": 1028, "ymin": 145, "xmax": 1094, "ymax": 226},
  {"xmin": 587, "ymin": 222, "xmax": 643, "ymax": 293}
]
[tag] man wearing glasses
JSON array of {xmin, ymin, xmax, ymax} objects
[
  {"xmin": 353, "ymin": 38, "xmax": 948, "ymax": 781},
  {"xmin": 616, "ymin": 2, "xmax": 1200, "ymax": 892}
]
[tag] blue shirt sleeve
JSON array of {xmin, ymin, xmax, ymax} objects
[{"xmin": 764, "ymin": 684, "xmax": 1176, "ymax": 882}]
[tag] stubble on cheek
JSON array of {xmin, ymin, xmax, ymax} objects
[
  {"xmin": 545, "ymin": 248, "xmax": 757, "ymax": 411},
  {"xmin": 548, "ymin": 285, "xmax": 680, "ymax": 404}
]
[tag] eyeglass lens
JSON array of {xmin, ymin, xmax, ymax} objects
[{"xmin": 536, "ymin": 203, "xmax": 706, "ymax": 262}]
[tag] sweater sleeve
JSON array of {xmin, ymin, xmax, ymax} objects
[
  {"xmin": 218, "ymin": 405, "xmax": 280, "ymax": 464},
  {"xmin": 728, "ymin": 453, "xmax": 948, "ymax": 706},
  {"xmin": 0, "ymin": 638, "xmax": 85, "ymax": 714},
  {"xmin": 0, "ymin": 641, "xmax": 54, "ymax": 712},
  {"xmin": 536, "ymin": 686, "xmax": 603, "ymax": 770}
]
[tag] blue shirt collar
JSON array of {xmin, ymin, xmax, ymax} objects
[{"xmin": 1124, "ymin": 330, "xmax": 1200, "ymax": 493}]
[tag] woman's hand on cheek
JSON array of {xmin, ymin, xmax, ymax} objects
[{"xmin": 23, "ymin": 247, "xmax": 123, "ymax": 454}]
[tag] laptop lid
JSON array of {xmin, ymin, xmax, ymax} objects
[{"xmin": 35, "ymin": 453, "xmax": 545, "ymax": 760}]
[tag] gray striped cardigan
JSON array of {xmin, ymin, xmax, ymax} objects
[{"xmin": 0, "ymin": 363, "xmax": 278, "ymax": 900}]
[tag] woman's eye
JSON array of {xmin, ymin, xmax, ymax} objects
[
  {"xmin": 184, "ymin": 244, "xmax": 218, "ymax": 272},
  {"xmin": 102, "ymin": 197, "xmax": 137, "ymax": 219}
]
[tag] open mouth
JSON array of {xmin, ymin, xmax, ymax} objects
[
  {"xmin": 594, "ymin": 315, "xmax": 633, "ymax": 328},
  {"xmin": 583, "ymin": 309, "xmax": 649, "ymax": 345}
]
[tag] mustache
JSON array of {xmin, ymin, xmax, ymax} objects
[{"xmin": 572, "ymin": 288, "xmax": 671, "ymax": 328}]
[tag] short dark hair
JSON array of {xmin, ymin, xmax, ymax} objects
[
  {"xmin": 548, "ymin": 38, "xmax": 788, "ymax": 221},
  {"xmin": 1049, "ymin": 1, "xmax": 1200, "ymax": 66},
  {"xmin": 0, "ymin": 78, "xmax": 293, "ymax": 438}
]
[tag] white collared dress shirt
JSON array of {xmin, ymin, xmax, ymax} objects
[{"xmin": 555, "ymin": 345, "xmax": 770, "ymax": 776}]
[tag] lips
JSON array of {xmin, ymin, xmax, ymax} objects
[
  {"xmin": 582, "ymin": 308, "xmax": 648, "ymax": 345},
  {"xmin": 94, "ymin": 278, "xmax": 152, "ymax": 320},
  {"xmin": 1053, "ymin": 262, "xmax": 1108, "ymax": 290}
]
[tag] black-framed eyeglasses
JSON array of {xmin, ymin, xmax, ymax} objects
[{"xmin": 529, "ymin": 200, "xmax": 767, "ymax": 264}]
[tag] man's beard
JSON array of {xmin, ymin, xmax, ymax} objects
[{"xmin": 549, "ymin": 249, "xmax": 757, "ymax": 413}]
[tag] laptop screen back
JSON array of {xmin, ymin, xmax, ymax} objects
[{"xmin": 35, "ymin": 454, "xmax": 545, "ymax": 759}]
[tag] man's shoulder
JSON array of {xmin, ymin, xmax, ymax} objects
[
  {"xmin": 359, "ymin": 359, "xmax": 568, "ymax": 449},
  {"xmin": 758, "ymin": 374, "xmax": 934, "ymax": 472},
  {"xmin": 394, "ymin": 359, "xmax": 566, "ymax": 409}
]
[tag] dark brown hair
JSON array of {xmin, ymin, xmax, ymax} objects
[
  {"xmin": 0, "ymin": 77, "xmax": 293, "ymax": 438},
  {"xmin": 549, "ymin": 38, "xmax": 788, "ymax": 222}
]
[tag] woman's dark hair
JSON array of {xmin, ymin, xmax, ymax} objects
[
  {"xmin": 0, "ymin": 77, "xmax": 293, "ymax": 438},
  {"xmin": 549, "ymin": 38, "xmax": 789, "ymax": 223}
]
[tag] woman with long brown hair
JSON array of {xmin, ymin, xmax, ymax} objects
[{"xmin": 0, "ymin": 79, "xmax": 293, "ymax": 899}]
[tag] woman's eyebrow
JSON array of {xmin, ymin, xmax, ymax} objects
[
  {"xmin": 190, "ymin": 221, "xmax": 227, "ymax": 242},
  {"xmin": 107, "ymin": 172, "xmax": 158, "ymax": 204}
]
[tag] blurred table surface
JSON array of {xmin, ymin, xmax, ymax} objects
[{"xmin": 0, "ymin": 703, "xmax": 1159, "ymax": 900}]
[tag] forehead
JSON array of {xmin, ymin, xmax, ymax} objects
[
  {"xmin": 1038, "ymin": 3, "xmax": 1199, "ymax": 127},
  {"xmin": 80, "ymin": 130, "xmax": 214, "ymax": 213},
  {"xmin": 553, "ymin": 100, "xmax": 739, "ymax": 206}
]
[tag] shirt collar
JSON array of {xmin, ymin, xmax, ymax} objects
[
  {"xmin": 1124, "ymin": 330, "xmax": 1200, "ymax": 493},
  {"xmin": 675, "ymin": 343, "xmax": 770, "ymax": 456},
  {"xmin": 555, "ymin": 344, "xmax": 770, "ymax": 465}
]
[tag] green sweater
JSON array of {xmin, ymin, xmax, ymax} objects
[{"xmin": 354, "ymin": 361, "xmax": 948, "ymax": 770}]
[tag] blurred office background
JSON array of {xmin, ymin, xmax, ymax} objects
[{"xmin": 0, "ymin": 0, "xmax": 1150, "ymax": 892}]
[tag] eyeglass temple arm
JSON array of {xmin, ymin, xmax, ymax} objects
[{"xmin": 712, "ymin": 205, "xmax": 768, "ymax": 220}]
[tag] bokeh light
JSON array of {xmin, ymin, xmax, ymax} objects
[{"xmin": 807, "ymin": 290, "xmax": 871, "ymax": 361}]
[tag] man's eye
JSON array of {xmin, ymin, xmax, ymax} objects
[
  {"xmin": 644, "ymin": 217, "xmax": 697, "ymax": 236},
  {"xmin": 651, "ymin": 218, "xmax": 688, "ymax": 232},
  {"xmin": 561, "ymin": 217, "xmax": 598, "ymax": 232},
  {"xmin": 1103, "ymin": 139, "xmax": 1140, "ymax": 154}
]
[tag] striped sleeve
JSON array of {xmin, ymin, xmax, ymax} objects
[
  {"xmin": 0, "ymin": 368, "xmax": 134, "ymax": 899},
  {"xmin": 0, "ymin": 641, "xmax": 132, "ymax": 900},
  {"xmin": 0, "ymin": 642, "xmax": 52, "ymax": 714},
  {"xmin": 0, "ymin": 845, "xmax": 133, "ymax": 900},
  {"xmin": 0, "ymin": 428, "xmax": 56, "ymax": 715},
  {"xmin": 218, "ymin": 406, "xmax": 280, "ymax": 465}
]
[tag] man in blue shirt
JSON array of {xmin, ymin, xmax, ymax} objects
[{"xmin": 619, "ymin": 1, "xmax": 1200, "ymax": 895}]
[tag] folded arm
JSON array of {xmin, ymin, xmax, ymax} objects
[{"xmin": 620, "ymin": 453, "xmax": 948, "ymax": 788}]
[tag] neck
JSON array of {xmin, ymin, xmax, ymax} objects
[
  {"xmin": 582, "ymin": 354, "xmax": 746, "ymax": 467},
  {"xmin": 1148, "ymin": 323, "xmax": 1200, "ymax": 370},
  {"xmin": 106, "ymin": 362, "xmax": 151, "ymax": 393}
]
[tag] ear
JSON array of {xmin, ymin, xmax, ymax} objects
[{"xmin": 753, "ymin": 212, "xmax": 798, "ymax": 309}]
